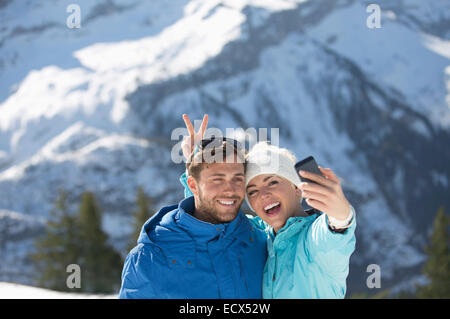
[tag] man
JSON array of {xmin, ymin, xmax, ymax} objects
[{"xmin": 119, "ymin": 138, "xmax": 267, "ymax": 298}]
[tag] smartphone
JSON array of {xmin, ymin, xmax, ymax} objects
[
  {"xmin": 294, "ymin": 156, "xmax": 323, "ymax": 184},
  {"xmin": 295, "ymin": 156, "xmax": 323, "ymax": 211}
]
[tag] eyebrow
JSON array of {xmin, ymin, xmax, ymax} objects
[
  {"xmin": 246, "ymin": 175, "xmax": 275, "ymax": 189},
  {"xmin": 209, "ymin": 173, "xmax": 245, "ymax": 177}
]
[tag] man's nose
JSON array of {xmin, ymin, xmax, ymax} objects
[
  {"xmin": 222, "ymin": 180, "xmax": 235, "ymax": 192},
  {"xmin": 222, "ymin": 180, "xmax": 241, "ymax": 194}
]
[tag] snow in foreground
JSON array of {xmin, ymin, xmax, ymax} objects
[{"xmin": 0, "ymin": 282, "xmax": 117, "ymax": 299}]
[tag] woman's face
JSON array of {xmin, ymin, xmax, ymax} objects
[{"xmin": 246, "ymin": 174, "xmax": 302, "ymax": 232}]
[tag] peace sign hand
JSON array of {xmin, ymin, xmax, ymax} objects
[{"xmin": 181, "ymin": 114, "xmax": 209, "ymax": 160}]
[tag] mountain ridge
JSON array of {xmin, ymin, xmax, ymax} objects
[{"xmin": 0, "ymin": 0, "xmax": 448, "ymax": 295}]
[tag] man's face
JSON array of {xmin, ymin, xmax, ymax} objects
[{"xmin": 190, "ymin": 160, "xmax": 245, "ymax": 224}]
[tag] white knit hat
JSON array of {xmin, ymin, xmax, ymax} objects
[{"xmin": 245, "ymin": 142, "xmax": 301, "ymax": 211}]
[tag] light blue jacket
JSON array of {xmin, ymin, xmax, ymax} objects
[{"xmin": 180, "ymin": 172, "xmax": 356, "ymax": 299}]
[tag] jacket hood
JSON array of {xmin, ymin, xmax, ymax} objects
[
  {"xmin": 137, "ymin": 202, "xmax": 179, "ymax": 245},
  {"xmin": 136, "ymin": 196, "xmax": 254, "ymax": 246}
]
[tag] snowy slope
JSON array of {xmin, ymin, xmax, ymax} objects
[
  {"xmin": 0, "ymin": 282, "xmax": 116, "ymax": 299},
  {"xmin": 0, "ymin": 0, "xmax": 449, "ymax": 295}
]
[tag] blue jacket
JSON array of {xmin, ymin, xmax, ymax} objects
[{"xmin": 119, "ymin": 196, "xmax": 267, "ymax": 299}]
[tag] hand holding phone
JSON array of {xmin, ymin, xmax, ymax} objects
[{"xmin": 295, "ymin": 157, "xmax": 352, "ymax": 221}]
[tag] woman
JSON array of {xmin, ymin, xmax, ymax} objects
[{"xmin": 180, "ymin": 114, "xmax": 356, "ymax": 298}]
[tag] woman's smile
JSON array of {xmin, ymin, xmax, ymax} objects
[{"xmin": 263, "ymin": 201, "xmax": 282, "ymax": 217}]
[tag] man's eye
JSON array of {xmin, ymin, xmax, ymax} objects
[{"xmin": 269, "ymin": 180, "xmax": 278, "ymax": 186}]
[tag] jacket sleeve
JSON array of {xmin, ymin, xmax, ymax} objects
[
  {"xmin": 304, "ymin": 207, "xmax": 356, "ymax": 283},
  {"xmin": 119, "ymin": 245, "xmax": 156, "ymax": 299},
  {"xmin": 179, "ymin": 171, "xmax": 193, "ymax": 198}
]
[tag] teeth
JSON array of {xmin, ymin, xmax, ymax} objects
[
  {"xmin": 219, "ymin": 200, "xmax": 234, "ymax": 205},
  {"xmin": 264, "ymin": 202, "xmax": 280, "ymax": 211}
]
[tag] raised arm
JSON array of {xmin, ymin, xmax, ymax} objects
[{"xmin": 298, "ymin": 167, "xmax": 356, "ymax": 282}]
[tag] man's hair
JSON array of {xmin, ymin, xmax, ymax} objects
[{"xmin": 186, "ymin": 141, "xmax": 246, "ymax": 180}]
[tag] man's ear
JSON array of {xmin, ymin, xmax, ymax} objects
[
  {"xmin": 294, "ymin": 185, "xmax": 302, "ymax": 199},
  {"xmin": 187, "ymin": 176, "xmax": 198, "ymax": 196}
]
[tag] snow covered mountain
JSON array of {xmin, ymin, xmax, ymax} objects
[{"xmin": 0, "ymin": 0, "xmax": 449, "ymax": 295}]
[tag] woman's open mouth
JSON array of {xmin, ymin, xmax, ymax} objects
[{"xmin": 263, "ymin": 201, "xmax": 281, "ymax": 216}]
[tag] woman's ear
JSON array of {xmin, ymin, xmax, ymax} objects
[{"xmin": 187, "ymin": 176, "xmax": 198, "ymax": 196}]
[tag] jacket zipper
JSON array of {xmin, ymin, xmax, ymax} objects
[{"xmin": 273, "ymin": 253, "xmax": 277, "ymax": 281}]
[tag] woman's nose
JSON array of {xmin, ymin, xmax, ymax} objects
[{"xmin": 260, "ymin": 186, "xmax": 272, "ymax": 198}]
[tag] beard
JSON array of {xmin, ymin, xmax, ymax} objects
[{"xmin": 195, "ymin": 188, "xmax": 243, "ymax": 224}]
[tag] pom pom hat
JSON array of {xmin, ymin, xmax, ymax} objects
[{"xmin": 245, "ymin": 142, "xmax": 302, "ymax": 211}]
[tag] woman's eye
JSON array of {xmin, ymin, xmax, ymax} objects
[
  {"xmin": 248, "ymin": 190, "xmax": 257, "ymax": 197},
  {"xmin": 269, "ymin": 180, "xmax": 278, "ymax": 186}
]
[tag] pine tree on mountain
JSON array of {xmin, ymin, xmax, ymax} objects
[
  {"xmin": 31, "ymin": 189, "xmax": 82, "ymax": 292},
  {"xmin": 77, "ymin": 191, "xmax": 122, "ymax": 293},
  {"xmin": 129, "ymin": 186, "xmax": 155, "ymax": 250},
  {"xmin": 416, "ymin": 206, "xmax": 450, "ymax": 298}
]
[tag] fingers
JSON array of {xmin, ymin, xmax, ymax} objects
[
  {"xmin": 299, "ymin": 181, "xmax": 331, "ymax": 196},
  {"xmin": 181, "ymin": 136, "xmax": 193, "ymax": 160},
  {"xmin": 199, "ymin": 114, "xmax": 208, "ymax": 137},
  {"xmin": 183, "ymin": 114, "xmax": 209, "ymax": 139},
  {"xmin": 301, "ymin": 189, "xmax": 328, "ymax": 202},
  {"xmin": 298, "ymin": 170, "xmax": 335, "ymax": 188},
  {"xmin": 183, "ymin": 114, "xmax": 195, "ymax": 137},
  {"xmin": 318, "ymin": 166, "xmax": 340, "ymax": 183},
  {"xmin": 304, "ymin": 198, "xmax": 328, "ymax": 212}
]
